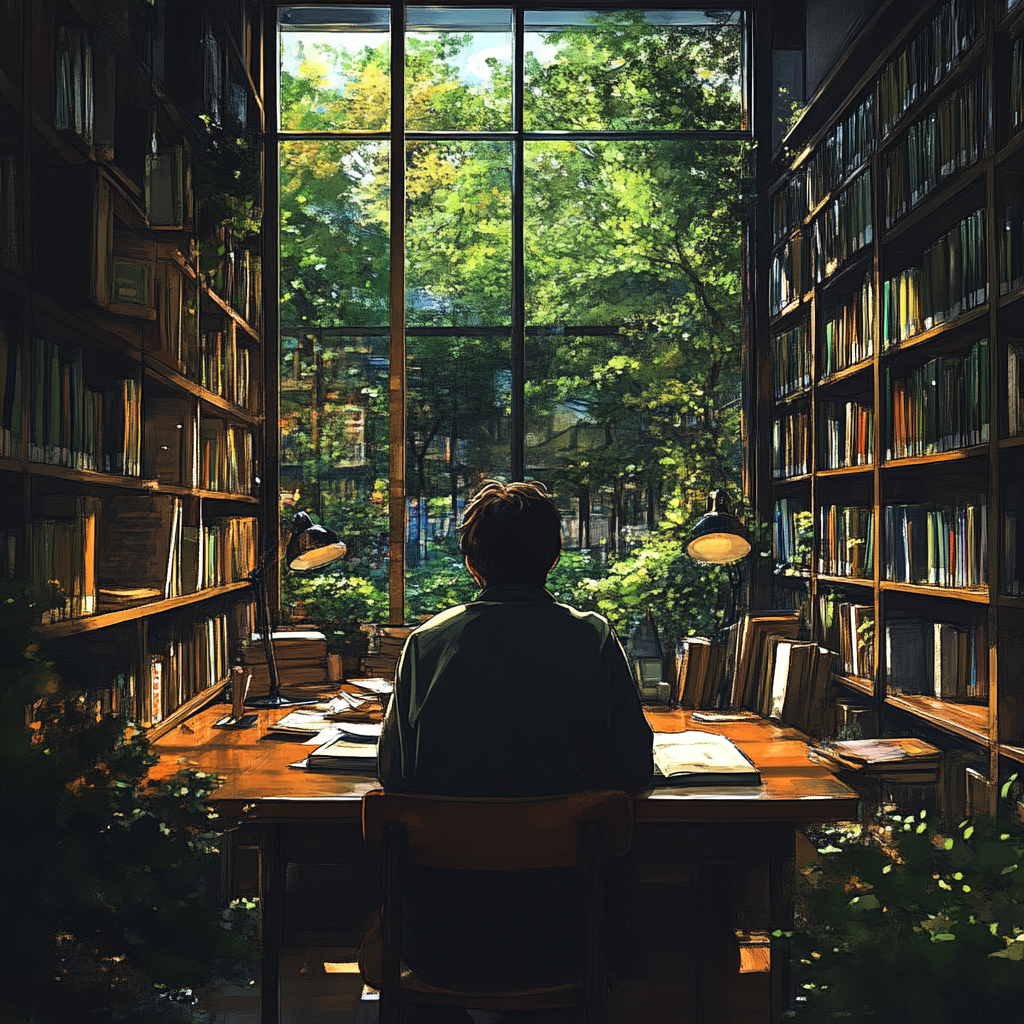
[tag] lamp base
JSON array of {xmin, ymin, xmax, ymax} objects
[{"xmin": 245, "ymin": 692, "xmax": 322, "ymax": 709}]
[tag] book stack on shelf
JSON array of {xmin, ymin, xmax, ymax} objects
[
  {"xmin": 0, "ymin": 1, "xmax": 265, "ymax": 730},
  {"xmin": 761, "ymin": 0, "xmax": 1024, "ymax": 808}
]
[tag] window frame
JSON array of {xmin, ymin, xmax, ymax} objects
[{"xmin": 267, "ymin": 0, "xmax": 755, "ymax": 623}]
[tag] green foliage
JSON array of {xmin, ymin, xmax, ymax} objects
[
  {"xmin": 778, "ymin": 807, "xmax": 1024, "ymax": 1022},
  {"xmin": 0, "ymin": 584, "xmax": 258, "ymax": 1023}
]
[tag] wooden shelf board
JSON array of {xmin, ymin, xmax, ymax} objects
[
  {"xmin": 1000, "ymin": 0, "xmax": 1024, "ymax": 37},
  {"xmin": 36, "ymin": 582, "xmax": 251, "ymax": 638},
  {"xmin": 995, "ymin": 126, "xmax": 1024, "ymax": 168},
  {"xmin": 882, "ymin": 302, "xmax": 990, "ymax": 355},
  {"xmin": 881, "ymin": 445, "xmax": 989, "ymax": 470},
  {"xmin": 27, "ymin": 462, "xmax": 154, "ymax": 491},
  {"xmin": 771, "ymin": 473, "xmax": 812, "ymax": 485},
  {"xmin": 774, "ymin": 388, "xmax": 811, "ymax": 408},
  {"xmin": 201, "ymin": 285, "xmax": 260, "ymax": 343},
  {"xmin": 881, "ymin": 160, "xmax": 987, "ymax": 248},
  {"xmin": 884, "ymin": 694, "xmax": 989, "ymax": 744},
  {"xmin": 151, "ymin": 483, "xmax": 258, "ymax": 504},
  {"xmin": 769, "ymin": 299, "xmax": 802, "ymax": 326},
  {"xmin": 997, "ymin": 595, "xmax": 1024, "ymax": 608},
  {"xmin": 834, "ymin": 674, "xmax": 874, "ymax": 697},
  {"xmin": 0, "ymin": 456, "xmax": 22, "ymax": 473},
  {"xmin": 774, "ymin": 569, "xmax": 812, "ymax": 581},
  {"xmin": 998, "ymin": 743, "xmax": 1024, "ymax": 765},
  {"xmin": 144, "ymin": 360, "xmax": 258, "ymax": 424},
  {"xmin": 32, "ymin": 290, "xmax": 145, "ymax": 364},
  {"xmin": 817, "ymin": 359, "xmax": 873, "ymax": 387},
  {"xmin": 999, "ymin": 285, "xmax": 1024, "ymax": 309},
  {"xmin": 817, "ymin": 464, "xmax": 873, "ymax": 477},
  {"xmin": 818, "ymin": 246, "xmax": 873, "ymax": 292},
  {"xmin": 1000, "ymin": 436, "xmax": 1024, "ymax": 449},
  {"xmin": 880, "ymin": 581, "xmax": 990, "ymax": 603},
  {"xmin": 817, "ymin": 574, "xmax": 874, "ymax": 588}
]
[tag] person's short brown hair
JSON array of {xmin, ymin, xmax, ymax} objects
[{"xmin": 458, "ymin": 480, "xmax": 563, "ymax": 585}]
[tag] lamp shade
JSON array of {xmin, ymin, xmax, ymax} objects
[
  {"xmin": 286, "ymin": 512, "xmax": 347, "ymax": 571},
  {"xmin": 686, "ymin": 490, "xmax": 751, "ymax": 565}
]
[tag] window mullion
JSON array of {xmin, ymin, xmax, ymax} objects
[
  {"xmin": 512, "ymin": 4, "xmax": 526, "ymax": 482},
  {"xmin": 388, "ymin": 0, "xmax": 407, "ymax": 624}
]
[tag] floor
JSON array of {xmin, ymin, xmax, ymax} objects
[{"xmin": 197, "ymin": 861, "xmax": 772, "ymax": 1024}]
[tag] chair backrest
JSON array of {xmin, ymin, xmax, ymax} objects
[{"xmin": 362, "ymin": 790, "xmax": 633, "ymax": 871}]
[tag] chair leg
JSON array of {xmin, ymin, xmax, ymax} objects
[
  {"xmin": 582, "ymin": 822, "xmax": 607, "ymax": 1024},
  {"xmin": 380, "ymin": 822, "xmax": 405, "ymax": 1024}
]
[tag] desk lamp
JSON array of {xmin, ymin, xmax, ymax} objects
[
  {"xmin": 245, "ymin": 512, "xmax": 347, "ymax": 709},
  {"xmin": 687, "ymin": 489, "xmax": 751, "ymax": 637}
]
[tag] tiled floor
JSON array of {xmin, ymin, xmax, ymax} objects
[{"xmin": 197, "ymin": 863, "xmax": 770, "ymax": 1023}]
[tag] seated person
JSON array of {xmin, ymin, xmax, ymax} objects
[{"xmin": 376, "ymin": 480, "xmax": 654, "ymax": 995}]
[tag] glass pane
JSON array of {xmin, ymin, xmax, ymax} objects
[
  {"xmin": 406, "ymin": 141, "xmax": 512, "ymax": 327},
  {"xmin": 279, "ymin": 140, "xmax": 389, "ymax": 328},
  {"xmin": 525, "ymin": 139, "xmax": 746, "ymax": 560},
  {"xmin": 279, "ymin": 7, "xmax": 390, "ymax": 132},
  {"xmin": 406, "ymin": 7, "xmax": 513, "ymax": 131},
  {"xmin": 406, "ymin": 335, "xmax": 512, "ymax": 615},
  {"xmin": 524, "ymin": 9, "xmax": 744, "ymax": 131},
  {"xmin": 280, "ymin": 331, "xmax": 390, "ymax": 634},
  {"xmin": 525, "ymin": 139, "xmax": 744, "ymax": 326}
]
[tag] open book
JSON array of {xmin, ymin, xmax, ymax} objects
[{"xmin": 651, "ymin": 731, "xmax": 761, "ymax": 787}]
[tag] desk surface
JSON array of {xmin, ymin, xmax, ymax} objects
[{"xmin": 150, "ymin": 700, "xmax": 858, "ymax": 826}]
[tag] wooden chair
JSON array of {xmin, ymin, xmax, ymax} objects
[{"xmin": 361, "ymin": 789, "xmax": 634, "ymax": 1024}]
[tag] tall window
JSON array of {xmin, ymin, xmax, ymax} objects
[{"xmin": 276, "ymin": 4, "xmax": 750, "ymax": 635}]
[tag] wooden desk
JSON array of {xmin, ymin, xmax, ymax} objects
[{"xmin": 151, "ymin": 705, "xmax": 857, "ymax": 1024}]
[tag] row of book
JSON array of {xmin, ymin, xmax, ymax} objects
[
  {"xmin": 878, "ymin": 0, "xmax": 979, "ymax": 139},
  {"xmin": 810, "ymin": 169, "xmax": 873, "ymax": 282},
  {"xmin": 1014, "ymin": 37, "xmax": 1023, "ymax": 135},
  {"xmin": 806, "ymin": 93, "xmax": 876, "ymax": 211},
  {"xmin": 819, "ymin": 505, "xmax": 874, "ymax": 579},
  {"xmin": 772, "ymin": 407, "xmax": 810, "ymax": 479},
  {"xmin": 886, "ymin": 617, "xmax": 987, "ymax": 700},
  {"xmin": 772, "ymin": 175, "xmax": 806, "ymax": 246},
  {"xmin": 884, "ymin": 75, "xmax": 986, "ymax": 228},
  {"xmin": 821, "ymin": 272, "xmax": 875, "ymax": 377},
  {"xmin": 147, "ymin": 610, "xmax": 246, "ymax": 725},
  {"xmin": 884, "ymin": 338, "xmax": 990, "ymax": 460},
  {"xmin": 27, "ymin": 337, "xmax": 142, "ymax": 475},
  {"xmin": 1001, "ymin": 197, "xmax": 1023, "ymax": 296},
  {"xmin": 820, "ymin": 399, "xmax": 873, "ymax": 470},
  {"xmin": 884, "ymin": 501, "xmax": 987, "ymax": 589},
  {"xmin": 881, "ymin": 209, "xmax": 987, "ymax": 346},
  {"xmin": 773, "ymin": 499, "xmax": 813, "ymax": 571},
  {"xmin": 0, "ymin": 150, "xmax": 19, "ymax": 272},
  {"xmin": 771, "ymin": 324, "xmax": 810, "ymax": 399},
  {"xmin": 199, "ymin": 516, "xmax": 258, "ymax": 590},
  {"xmin": 1006, "ymin": 509, "xmax": 1024, "ymax": 596},
  {"xmin": 145, "ymin": 143, "xmax": 194, "ymax": 232},
  {"xmin": 199, "ymin": 330, "xmax": 253, "ymax": 410},
  {"xmin": 199, "ymin": 419, "xmax": 252, "ymax": 494},
  {"xmin": 31, "ymin": 495, "xmax": 100, "ymax": 625},
  {"xmin": 769, "ymin": 232, "xmax": 807, "ymax": 316},
  {"xmin": 0, "ymin": 317, "xmax": 20, "ymax": 458},
  {"xmin": 54, "ymin": 25, "xmax": 94, "ymax": 144},
  {"xmin": 205, "ymin": 222, "xmax": 262, "ymax": 330},
  {"xmin": 818, "ymin": 593, "xmax": 874, "ymax": 681},
  {"xmin": 155, "ymin": 259, "xmax": 200, "ymax": 374},
  {"xmin": 1007, "ymin": 341, "xmax": 1024, "ymax": 436}
]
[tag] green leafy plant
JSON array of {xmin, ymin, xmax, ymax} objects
[
  {"xmin": 776, "ymin": 797, "xmax": 1024, "ymax": 1023},
  {"xmin": 0, "ymin": 583, "xmax": 259, "ymax": 1023}
]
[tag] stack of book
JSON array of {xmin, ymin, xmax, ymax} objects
[
  {"xmin": 673, "ymin": 637, "xmax": 727, "ymax": 709},
  {"xmin": 810, "ymin": 169, "xmax": 873, "ymax": 281},
  {"xmin": 819, "ymin": 399, "xmax": 873, "ymax": 469},
  {"xmin": 769, "ymin": 232, "xmax": 806, "ymax": 316},
  {"xmin": 773, "ymin": 499, "xmax": 813, "ymax": 571},
  {"xmin": 31, "ymin": 494, "xmax": 100, "ymax": 624},
  {"xmin": 804, "ymin": 92, "xmax": 875, "ymax": 210},
  {"xmin": 1008, "ymin": 342, "xmax": 1024, "ymax": 435},
  {"xmin": 727, "ymin": 610, "xmax": 803, "ymax": 713},
  {"xmin": 305, "ymin": 733, "xmax": 378, "ymax": 774},
  {"xmin": 763, "ymin": 638, "xmax": 836, "ymax": 736},
  {"xmin": 198, "ymin": 417, "xmax": 252, "ymax": 493},
  {"xmin": 883, "ymin": 501, "xmax": 987, "ymax": 588},
  {"xmin": 361, "ymin": 624, "xmax": 414, "ymax": 679},
  {"xmin": 772, "ymin": 408, "xmax": 810, "ymax": 478},
  {"xmin": 886, "ymin": 618, "xmax": 988, "ymax": 700},
  {"xmin": 1002, "ymin": 196, "xmax": 1023, "ymax": 296},
  {"xmin": 818, "ymin": 593, "xmax": 874, "ymax": 680},
  {"xmin": 884, "ymin": 74, "xmax": 986, "ymax": 228},
  {"xmin": 885, "ymin": 338, "xmax": 990, "ymax": 459},
  {"xmin": 772, "ymin": 175, "xmax": 806, "ymax": 245},
  {"xmin": 809, "ymin": 738, "xmax": 941, "ymax": 784},
  {"xmin": 818, "ymin": 505, "xmax": 874, "ymax": 578},
  {"xmin": 821, "ymin": 271, "xmax": 874, "ymax": 377},
  {"xmin": 878, "ymin": 0, "xmax": 979, "ymax": 139},
  {"xmin": 772, "ymin": 324, "xmax": 810, "ymax": 399},
  {"xmin": 241, "ymin": 630, "xmax": 329, "ymax": 692}
]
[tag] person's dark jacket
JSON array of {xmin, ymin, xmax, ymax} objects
[{"xmin": 377, "ymin": 581, "xmax": 653, "ymax": 983}]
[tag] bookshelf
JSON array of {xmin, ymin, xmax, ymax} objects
[
  {"xmin": 0, "ymin": 0, "xmax": 264, "ymax": 730},
  {"xmin": 760, "ymin": 0, "xmax": 1024, "ymax": 814}
]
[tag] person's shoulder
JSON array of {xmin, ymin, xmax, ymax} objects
[
  {"xmin": 410, "ymin": 604, "xmax": 472, "ymax": 637},
  {"xmin": 550, "ymin": 600, "xmax": 614, "ymax": 639}
]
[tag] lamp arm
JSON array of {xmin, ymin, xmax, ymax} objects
[{"xmin": 248, "ymin": 562, "xmax": 282, "ymax": 701}]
